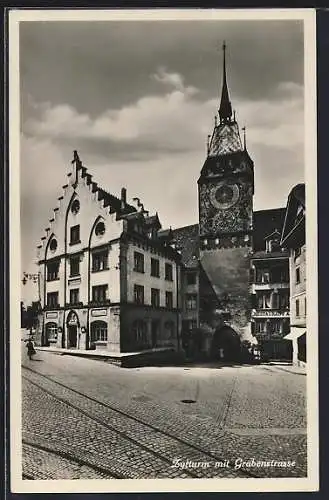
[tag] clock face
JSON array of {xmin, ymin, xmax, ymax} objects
[{"xmin": 210, "ymin": 182, "xmax": 240, "ymax": 210}]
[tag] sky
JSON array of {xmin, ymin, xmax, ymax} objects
[{"xmin": 19, "ymin": 19, "xmax": 304, "ymax": 302}]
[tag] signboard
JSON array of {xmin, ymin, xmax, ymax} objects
[
  {"xmin": 91, "ymin": 309, "xmax": 107, "ymax": 317},
  {"xmin": 46, "ymin": 312, "xmax": 58, "ymax": 319}
]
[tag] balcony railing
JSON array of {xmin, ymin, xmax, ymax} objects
[
  {"xmin": 89, "ymin": 299, "xmax": 111, "ymax": 307},
  {"xmin": 65, "ymin": 302, "xmax": 84, "ymax": 308},
  {"xmin": 252, "ymin": 309, "xmax": 290, "ymax": 318},
  {"xmin": 253, "ymin": 281, "xmax": 289, "ymax": 289}
]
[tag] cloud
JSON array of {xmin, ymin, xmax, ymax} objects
[{"xmin": 23, "ymin": 72, "xmax": 303, "ymax": 165}]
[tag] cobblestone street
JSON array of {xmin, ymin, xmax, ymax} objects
[{"xmin": 21, "ymin": 347, "xmax": 307, "ymax": 480}]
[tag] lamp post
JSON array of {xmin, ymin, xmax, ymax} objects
[{"xmin": 22, "ymin": 272, "xmax": 41, "ymax": 339}]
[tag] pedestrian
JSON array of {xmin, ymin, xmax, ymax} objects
[{"xmin": 26, "ymin": 337, "xmax": 36, "ymax": 361}]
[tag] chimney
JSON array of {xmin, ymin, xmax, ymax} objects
[{"xmin": 121, "ymin": 187, "xmax": 127, "ymax": 210}]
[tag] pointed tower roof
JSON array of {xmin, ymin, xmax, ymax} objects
[
  {"xmin": 207, "ymin": 43, "xmax": 243, "ymax": 157},
  {"xmin": 219, "ymin": 42, "xmax": 233, "ymax": 124}
]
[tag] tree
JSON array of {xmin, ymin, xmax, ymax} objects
[{"xmin": 24, "ymin": 301, "xmax": 41, "ymax": 331}]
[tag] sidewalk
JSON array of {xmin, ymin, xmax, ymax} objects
[{"xmin": 266, "ymin": 363, "xmax": 306, "ymax": 376}]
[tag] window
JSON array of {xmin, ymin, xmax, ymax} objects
[
  {"xmin": 279, "ymin": 293, "xmax": 289, "ymax": 309},
  {"xmin": 151, "ymin": 288, "xmax": 160, "ymax": 307},
  {"xmin": 47, "ymin": 260, "xmax": 59, "ymax": 281},
  {"xmin": 133, "ymin": 320, "xmax": 147, "ymax": 346},
  {"xmin": 134, "ymin": 251, "xmax": 144, "ymax": 273},
  {"xmin": 189, "ymin": 320, "xmax": 197, "ymax": 330},
  {"xmin": 151, "ymin": 258, "xmax": 160, "ymax": 277},
  {"xmin": 186, "ymin": 272, "xmax": 197, "ymax": 285},
  {"xmin": 70, "ymin": 255, "xmax": 80, "ymax": 277},
  {"xmin": 70, "ymin": 225, "xmax": 80, "ymax": 245},
  {"xmin": 185, "ymin": 294, "xmax": 197, "ymax": 310},
  {"xmin": 71, "ymin": 199, "xmax": 80, "ymax": 215},
  {"xmin": 164, "ymin": 321, "xmax": 175, "ymax": 339},
  {"xmin": 255, "ymin": 320, "xmax": 267, "ymax": 334},
  {"xmin": 257, "ymin": 292, "xmax": 271, "ymax": 309},
  {"xmin": 69, "ymin": 288, "xmax": 79, "ymax": 305},
  {"xmin": 304, "ymin": 297, "xmax": 307, "ymax": 316},
  {"xmin": 165, "ymin": 262, "xmax": 173, "ymax": 281},
  {"xmin": 49, "ymin": 238, "xmax": 58, "ymax": 252},
  {"xmin": 272, "ymin": 320, "xmax": 282, "ymax": 334},
  {"xmin": 134, "ymin": 284, "xmax": 144, "ymax": 305},
  {"xmin": 46, "ymin": 322, "xmax": 58, "ymax": 341},
  {"xmin": 165, "ymin": 291, "xmax": 173, "ymax": 309},
  {"xmin": 95, "ymin": 221, "xmax": 105, "ymax": 236},
  {"xmin": 92, "ymin": 250, "xmax": 108, "ymax": 272},
  {"xmin": 296, "ymin": 267, "xmax": 301, "ymax": 284},
  {"xmin": 47, "ymin": 292, "xmax": 59, "ymax": 308},
  {"xmin": 92, "ymin": 285, "xmax": 108, "ymax": 303},
  {"xmin": 91, "ymin": 321, "xmax": 108, "ymax": 342},
  {"xmin": 296, "ymin": 299, "xmax": 300, "ymax": 317}
]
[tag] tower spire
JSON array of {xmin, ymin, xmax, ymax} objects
[{"xmin": 218, "ymin": 41, "xmax": 233, "ymax": 124}]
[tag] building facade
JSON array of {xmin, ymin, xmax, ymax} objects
[
  {"xmin": 281, "ymin": 184, "xmax": 306, "ymax": 365},
  {"xmin": 36, "ymin": 154, "xmax": 182, "ymax": 353},
  {"xmin": 34, "ymin": 44, "xmax": 303, "ymax": 363},
  {"xmin": 250, "ymin": 218, "xmax": 291, "ymax": 360}
]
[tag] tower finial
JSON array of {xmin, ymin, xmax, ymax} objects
[{"xmin": 218, "ymin": 41, "xmax": 233, "ymax": 124}]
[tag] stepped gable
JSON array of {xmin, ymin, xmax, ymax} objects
[
  {"xmin": 172, "ymin": 224, "xmax": 199, "ymax": 269},
  {"xmin": 253, "ymin": 207, "xmax": 286, "ymax": 252},
  {"xmin": 37, "ymin": 151, "xmax": 139, "ymax": 246}
]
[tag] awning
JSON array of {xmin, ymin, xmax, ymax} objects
[{"xmin": 284, "ymin": 327, "xmax": 306, "ymax": 341}]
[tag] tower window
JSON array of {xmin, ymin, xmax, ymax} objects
[
  {"xmin": 186, "ymin": 272, "xmax": 197, "ymax": 286},
  {"xmin": 95, "ymin": 221, "xmax": 105, "ymax": 236},
  {"xmin": 185, "ymin": 294, "xmax": 197, "ymax": 310},
  {"xmin": 71, "ymin": 199, "xmax": 80, "ymax": 215}
]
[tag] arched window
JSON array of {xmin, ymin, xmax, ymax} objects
[
  {"xmin": 46, "ymin": 322, "xmax": 58, "ymax": 341},
  {"xmin": 91, "ymin": 321, "xmax": 108, "ymax": 342},
  {"xmin": 132, "ymin": 320, "xmax": 147, "ymax": 347}
]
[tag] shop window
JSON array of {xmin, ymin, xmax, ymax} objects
[
  {"xmin": 134, "ymin": 251, "xmax": 144, "ymax": 273},
  {"xmin": 92, "ymin": 285, "xmax": 108, "ymax": 303},
  {"xmin": 70, "ymin": 225, "xmax": 80, "ymax": 245},
  {"xmin": 165, "ymin": 291, "xmax": 173, "ymax": 309},
  {"xmin": 47, "ymin": 292, "xmax": 59, "ymax": 308},
  {"xmin": 46, "ymin": 322, "xmax": 58, "ymax": 341},
  {"xmin": 134, "ymin": 284, "xmax": 144, "ymax": 305},
  {"xmin": 47, "ymin": 260, "xmax": 60, "ymax": 281},
  {"xmin": 151, "ymin": 288, "xmax": 160, "ymax": 308},
  {"xmin": 165, "ymin": 262, "xmax": 173, "ymax": 281},
  {"xmin": 164, "ymin": 321, "xmax": 175, "ymax": 339},
  {"xmin": 91, "ymin": 321, "xmax": 108, "ymax": 342},
  {"xmin": 132, "ymin": 320, "xmax": 147, "ymax": 346},
  {"xmin": 92, "ymin": 250, "xmax": 108, "ymax": 272},
  {"xmin": 151, "ymin": 258, "xmax": 160, "ymax": 277}
]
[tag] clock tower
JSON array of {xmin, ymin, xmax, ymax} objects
[{"xmin": 198, "ymin": 43, "xmax": 254, "ymax": 334}]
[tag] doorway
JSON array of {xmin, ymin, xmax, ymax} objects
[{"xmin": 68, "ymin": 325, "xmax": 77, "ymax": 348}]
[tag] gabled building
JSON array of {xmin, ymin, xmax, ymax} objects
[
  {"xmin": 36, "ymin": 152, "xmax": 182, "ymax": 354},
  {"xmin": 280, "ymin": 183, "xmax": 306, "ymax": 366}
]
